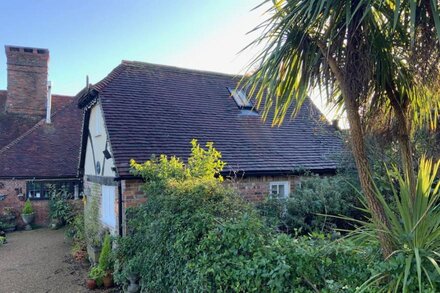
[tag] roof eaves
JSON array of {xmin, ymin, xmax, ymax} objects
[{"xmin": 78, "ymin": 62, "xmax": 128, "ymax": 109}]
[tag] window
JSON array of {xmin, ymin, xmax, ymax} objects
[
  {"xmin": 269, "ymin": 181, "xmax": 290, "ymax": 199},
  {"xmin": 227, "ymin": 87, "xmax": 253, "ymax": 109},
  {"xmin": 26, "ymin": 180, "xmax": 80, "ymax": 200},
  {"xmin": 95, "ymin": 114, "xmax": 102, "ymax": 137}
]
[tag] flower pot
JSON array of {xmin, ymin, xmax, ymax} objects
[
  {"xmin": 126, "ymin": 274, "xmax": 140, "ymax": 293},
  {"xmin": 103, "ymin": 273, "xmax": 113, "ymax": 288},
  {"xmin": 21, "ymin": 213, "xmax": 35, "ymax": 230},
  {"xmin": 86, "ymin": 278, "xmax": 97, "ymax": 290}
]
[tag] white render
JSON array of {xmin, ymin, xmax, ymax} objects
[{"xmin": 84, "ymin": 101, "xmax": 116, "ymax": 177}]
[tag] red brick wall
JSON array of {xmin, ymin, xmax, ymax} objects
[
  {"xmin": 121, "ymin": 179, "xmax": 146, "ymax": 235},
  {"xmin": 0, "ymin": 179, "xmax": 51, "ymax": 228},
  {"xmin": 119, "ymin": 176, "xmax": 299, "ymax": 234},
  {"xmin": 0, "ymin": 179, "xmax": 82, "ymax": 229},
  {"xmin": 5, "ymin": 46, "xmax": 49, "ymax": 116},
  {"xmin": 225, "ymin": 175, "xmax": 299, "ymax": 202}
]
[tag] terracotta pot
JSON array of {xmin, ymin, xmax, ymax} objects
[
  {"xmin": 103, "ymin": 273, "xmax": 113, "ymax": 288},
  {"xmin": 86, "ymin": 278, "xmax": 97, "ymax": 290}
]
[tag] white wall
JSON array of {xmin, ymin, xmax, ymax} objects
[{"xmin": 84, "ymin": 101, "xmax": 116, "ymax": 177}]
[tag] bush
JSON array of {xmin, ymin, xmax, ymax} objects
[
  {"xmin": 115, "ymin": 177, "xmax": 252, "ymax": 291},
  {"xmin": 22, "ymin": 199, "xmax": 33, "ymax": 214},
  {"xmin": 65, "ymin": 213, "xmax": 87, "ymax": 261},
  {"xmin": 84, "ymin": 194, "xmax": 102, "ymax": 247},
  {"xmin": 98, "ymin": 234, "xmax": 112, "ymax": 271},
  {"xmin": 114, "ymin": 140, "xmax": 252, "ymax": 291},
  {"xmin": 49, "ymin": 187, "xmax": 73, "ymax": 225},
  {"xmin": 113, "ymin": 140, "xmax": 380, "ymax": 291},
  {"xmin": 0, "ymin": 236, "xmax": 6, "ymax": 245},
  {"xmin": 257, "ymin": 173, "xmax": 363, "ymax": 234},
  {"xmin": 191, "ymin": 215, "xmax": 379, "ymax": 292}
]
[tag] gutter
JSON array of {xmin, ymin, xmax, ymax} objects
[
  {"xmin": 0, "ymin": 176, "xmax": 81, "ymax": 180},
  {"xmin": 112, "ymin": 168, "xmax": 337, "ymax": 181}
]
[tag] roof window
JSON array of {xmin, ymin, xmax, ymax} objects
[{"xmin": 227, "ymin": 87, "xmax": 253, "ymax": 110}]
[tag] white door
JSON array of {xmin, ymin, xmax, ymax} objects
[{"xmin": 101, "ymin": 185, "xmax": 116, "ymax": 229}]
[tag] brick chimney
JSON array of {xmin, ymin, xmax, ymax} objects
[{"xmin": 4, "ymin": 45, "xmax": 49, "ymax": 116}]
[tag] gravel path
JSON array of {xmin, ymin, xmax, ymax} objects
[{"xmin": 0, "ymin": 228, "xmax": 89, "ymax": 293}]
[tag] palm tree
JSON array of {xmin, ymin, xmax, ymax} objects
[{"xmin": 243, "ymin": 0, "xmax": 440, "ymax": 257}]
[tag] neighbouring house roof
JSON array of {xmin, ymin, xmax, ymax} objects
[
  {"xmin": 0, "ymin": 92, "xmax": 74, "ymax": 150},
  {"xmin": 0, "ymin": 97, "xmax": 83, "ymax": 179},
  {"xmin": 79, "ymin": 61, "xmax": 344, "ymax": 178}
]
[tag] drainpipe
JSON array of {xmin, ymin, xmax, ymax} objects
[{"xmin": 117, "ymin": 180, "xmax": 123, "ymax": 236}]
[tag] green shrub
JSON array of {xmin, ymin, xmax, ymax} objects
[
  {"xmin": 22, "ymin": 199, "xmax": 33, "ymax": 214},
  {"xmin": 257, "ymin": 173, "xmax": 362, "ymax": 234},
  {"xmin": 114, "ymin": 140, "xmax": 252, "ymax": 291},
  {"xmin": 49, "ymin": 187, "xmax": 73, "ymax": 225},
  {"xmin": 0, "ymin": 236, "xmax": 6, "ymax": 245},
  {"xmin": 89, "ymin": 265, "xmax": 105, "ymax": 286},
  {"xmin": 114, "ymin": 140, "xmax": 379, "ymax": 291},
  {"xmin": 84, "ymin": 194, "xmax": 101, "ymax": 247},
  {"xmin": 65, "ymin": 213, "xmax": 86, "ymax": 259},
  {"xmin": 191, "ymin": 215, "xmax": 379, "ymax": 292},
  {"xmin": 98, "ymin": 234, "xmax": 112, "ymax": 271},
  {"xmin": 115, "ymin": 177, "xmax": 251, "ymax": 291}
]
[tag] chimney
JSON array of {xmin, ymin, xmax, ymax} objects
[{"xmin": 4, "ymin": 45, "xmax": 49, "ymax": 116}]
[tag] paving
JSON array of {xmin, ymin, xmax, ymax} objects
[{"xmin": 0, "ymin": 228, "xmax": 89, "ymax": 293}]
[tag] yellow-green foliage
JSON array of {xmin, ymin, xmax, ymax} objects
[
  {"xmin": 98, "ymin": 233, "xmax": 112, "ymax": 271},
  {"xmin": 22, "ymin": 199, "xmax": 34, "ymax": 214},
  {"xmin": 130, "ymin": 139, "xmax": 225, "ymax": 185}
]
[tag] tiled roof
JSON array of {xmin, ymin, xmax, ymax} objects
[
  {"xmin": 0, "ymin": 94, "xmax": 74, "ymax": 150},
  {"xmin": 0, "ymin": 97, "xmax": 83, "ymax": 178},
  {"xmin": 81, "ymin": 61, "xmax": 343, "ymax": 177}
]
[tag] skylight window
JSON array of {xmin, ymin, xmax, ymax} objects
[{"xmin": 227, "ymin": 87, "xmax": 253, "ymax": 109}]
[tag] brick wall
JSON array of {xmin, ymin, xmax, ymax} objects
[
  {"xmin": 5, "ymin": 46, "xmax": 49, "ymax": 116},
  {"xmin": 225, "ymin": 175, "xmax": 300, "ymax": 202},
  {"xmin": 0, "ymin": 179, "xmax": 82, "ymax": 228},
  {"xmin": 121, "ymin": 179, "xmax": 146, "ymax": 235},
  {"xmin": 118, "ymin": 176, "xmax": 298, "ymax": 234},
  {"xmin": 0, "ymin": 179, "xmax": 51, "ymax": 227}
]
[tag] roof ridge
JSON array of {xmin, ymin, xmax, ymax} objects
[
  {"xmin": 120, "ymin": 60, "xmax": 244, "ymax": 79},
  {"xmin": 0, "ymin": 98, "xmax": 77, "ymax": 156},
  {"xmin": 92, "ymin": 62, "xmax": 128, "ymax": 92}
]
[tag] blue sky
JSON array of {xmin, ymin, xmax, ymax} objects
[{"xmin": 0, "ymin": 0, "xmax": 263, "ymax": 95}]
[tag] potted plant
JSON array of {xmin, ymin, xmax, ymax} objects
[
  {"xmin": 87, "ymin": 265, "xmax": 105, "ymax": 289},
  {"xmin": 85, "ymin": 195, "xmax": 102, "ymax": 264},
  {"xmin": 98, "ymin": 234, "xmax": 114, "ymax": 288},
  {"xmin": 1, "ymin": 207, "xmax": 17, "ymax": 232},
  {"xmin": 124, "ymin": 258, "xmax": 141, "ymax": 293},
  {"xmin": 21, "ymin": 199, "xmax": 35, "ymax": 230},
  {"xmin": 85, "ymin": 274, "xmax": 97, "ymax": 290}
]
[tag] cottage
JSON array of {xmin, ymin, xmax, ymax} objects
[
  {"xmin": 77, "ymin": 61, "xmax": 343, "ymax": 236},
  {"xmin": 0, "ymin": 46, "xmax": 83, "ymax": 227}
]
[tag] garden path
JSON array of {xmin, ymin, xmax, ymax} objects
[{"xmin": 0, "ymin": 228, "xmax": 89, "ymax": 293}]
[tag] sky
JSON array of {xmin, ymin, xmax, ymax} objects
[{"xmin": 0, "ymin": 0, "xmax": 341, "ymax": 123}]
